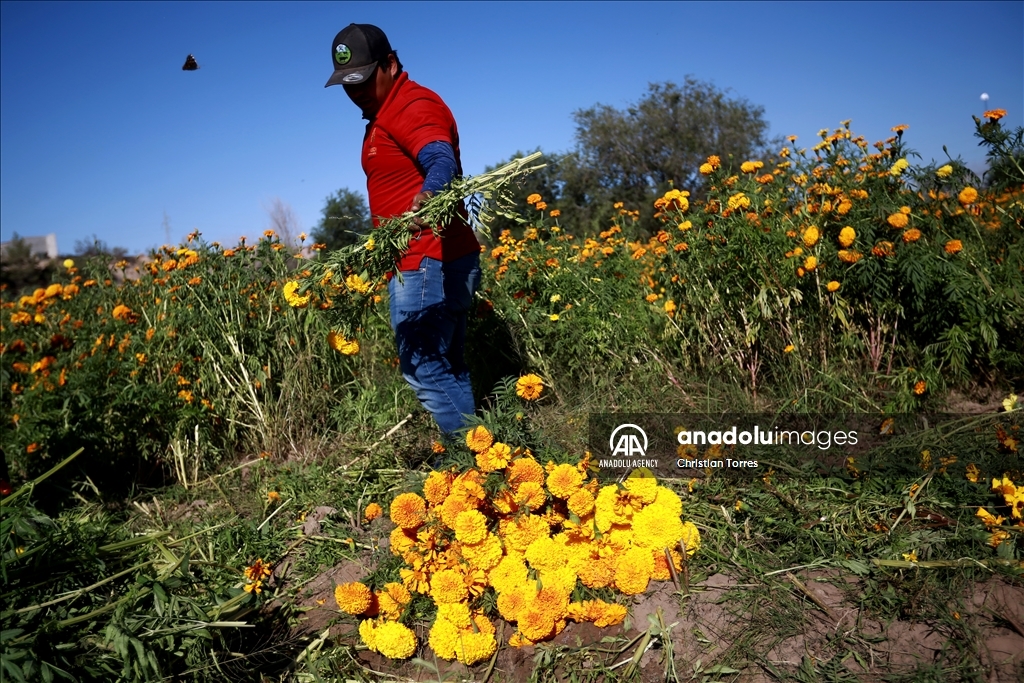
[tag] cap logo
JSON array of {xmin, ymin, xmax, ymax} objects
[
  {"xmin": 342, "ymin": 73, "xmax": 364, "ymax": 84},
  {"xmin": 334, "ymin": 44, "xmax": 352, "ymax": 65}
]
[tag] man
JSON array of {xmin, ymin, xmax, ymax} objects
[{"xmin": 325, "ymin": 23, "xmax": 481, "ymax": 438}]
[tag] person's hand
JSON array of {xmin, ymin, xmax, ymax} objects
[{"xmin": 410, "ymin": 191, "xmax": 433, "ymax": 230}]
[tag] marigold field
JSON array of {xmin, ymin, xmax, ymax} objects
[{"xmin": 1, "ymin": 113, "xmax": 1022, "ymax": 682}]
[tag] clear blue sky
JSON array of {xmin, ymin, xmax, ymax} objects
[{"xmin": 2, "ymin": 1, "xmax": 1021, "ymax": 256}]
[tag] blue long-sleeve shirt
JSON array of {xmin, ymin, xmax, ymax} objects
[{"xmin": 417, "ymin": 141, "xmax": 458, "ymax": 195}]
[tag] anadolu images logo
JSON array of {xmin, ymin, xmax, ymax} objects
[
  {"xmin": 609, "ymin": 424, "xmax": 648, "ymax": 457},
  {"xmin": 334, "ymin": 44, "xmax": 352, "ymax": 65}
]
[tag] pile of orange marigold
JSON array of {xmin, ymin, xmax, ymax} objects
[{"xmin": 334, "ymin": 425, "xmax": 700, "ymax": 664}]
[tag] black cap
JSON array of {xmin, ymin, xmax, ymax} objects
[{"xmin": 325, "ymin": 24, "xmax": 392, "ymax": 88}]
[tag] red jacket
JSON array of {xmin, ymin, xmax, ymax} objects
[{"xmin": 362, "ymin": 72, "xmax": 480, "ymax": 271}]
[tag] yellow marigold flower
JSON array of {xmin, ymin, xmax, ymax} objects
[
  {"xmin": 913, "ymin": 380, "xmax": 927, "ymax": 395},
  {"xmin": 549, "ymin": 313, "xmax": 560, "ymax": 321},
  {"xmin": 364, "ymin": 502, "xmax": 383, "ymax": 521},
  {"xmin": 430, "ymin": 568, "xmax": 468, "ymax": 604},
  {"xmin": 706, "ymin": 155, "xmax": 721, "ymax": 169},
  {"xmin": 376, "ymin": 582, "xmax": 411, "ymax": 621},
  {"xmin": 453, "ymin": 509, "xmax": 488, "ymax": 544},
  {"xmin": 651, "ymin": 485, "xmax": 683, "ymax": 517},
  {"xmin": 503, "ymin": 514, "xmax": 549, "ymax": 552},
  {"xmin": 476, "ymin": 441, "xmax": 512, "ymax": 472},
  {"xmin": 679, "ymin": 520, "xmax": 700, "ymax": 557},
  {"xmin": 427, "ymin": 617, "xmax": 460, "ymax": 660},
  {"xmin": 944, "ymin": 239, "xmax": 963, "ymax": 255},
  {"xmin": 363, "ymin": 237, "xmax": 375, "ymax": 251},
  {"xmin": 497, "ymin": 583, "xmax": 536, "ymax": 622},
  {"xmin": 359, "ymin": 619, "xmax": 378, "ymax": 651},
  {"xmin": 631, "ymin": 504, "xmax": 684, "ymax": 550},
  {"xmin": 374, "ymin": 621, "xmax": 417, "ymax": 659},
  {"xmin": 244, "ymin": 558, "xmax": 273, "ymax": 582},
  {"xmin": 490, "ymin": 553, "xmax": 529, "ymax": 595},
  {"xmin": 568, "ymin": 600, "xmax": 628, "ymax": 627},
  {"xmin": 838, "ymin": 226, "xmax": 856, "ymax": 247},
  {"xmin": 577, "ymin": 552, "xmax": 614, "ymax": 589},
  {"xmin": 465, "ymin": 425, "xmax": 493, "ymax": 453},
  {"xmin": 515, "ymin": 481, "xmax": 546, "ymax": 511},
  {"xmin": 902, "ymin": 551, "xmax": 918, "ymax": 563},
  {"xmin": 989, "ymin": 529, "xmax": 1012, "ymax": 548},
  {"xmin": 887, "ymin": 212, "xmax": 909, "ymax": 229},
  {"xmin": 740, "ymin": 160, "xmax": 763, "ymax": 173},
  {"xmin": 889, "ymin": 158, "xmax": 909, "ymax": 176},
  {"xmin": 624, "ymin": 467, "xmax": 658, "ymax": 503},
  {"xmin": 63, "ymin": 258, "xmax": 75, "ymax": 269},
  {"xmin": 335, "ymin": 581, "xmax": 373, "ymax": 615},
  {"xmin": 455, "ymin": 630, "xmax": 497, "ymax": 666},
  {"xmin": 727, "ymin": 192, "xmax": 750, "ymax": 211},
  {"xmin": 965, "ymin": 463, "xmax": 980, "ymax": 483},
  {"xmin": 976, "ymin": 507, "xmax": 1005, "ymax": 528},
  {"xmin": 614, "ymin": 546, "xmax": 654, "ymax": 595},
  {"xmin": 526, "ymin": 193, "xmax": 542, "ymax": 204},
  {"xmin": 936, "ymin": 164, "xmax": 953, "ymax": 179},
  {"xmin": 802, "ymin": 226, "xmax": 820, "ymax": 247},
  {"xmin": 699, "ymin": 162, "xmax": 714, "ymax": 175},
  {"xmin": 507, "ymin": 457, "xmax": 544, "ymax": 489},
  {"xmin": 518, "ymin": 604, "xmax": 556, "ymax": 642},
  {"xmin": 390, "ymin": 492, "xmax": 427, "ymax": 530},
  {"xmin": 827, "ymin": 281, "xmax": 840, "ymax": 292},
  {"xmin": 567, "ymin": 488, "xmax": 595, "ymax": 517},
  {"xmin": 516, "ymin": 373, "xmax": 544, "ymax": 400},
  {"xmin": 547, "ymin": 463, "xmax": 583, "ymax": 499},
  {"xmin": 804, "ymin": 256, "xmax": 817, "ymax": 271},
  {"xmin": 983, "ymin": 109, "xmax": 1007, "ymax": 122},
  {"xmin": 423, "ymin": 471, "xmax": 452, "ymax": 506},
  {"xmin": 902, "ymin": 228, "xmax": 922, "ymax": 243},
  {"xmin": 461, "ymin": 533, "xmax": 503, "ymax": 571},
  {"xmin": 345, "ymin": 273, "xmax": 371, "ymax": 295},
  {"xmin": 327, "ymin": 330, "xmax": 359, "ymax": 355}
]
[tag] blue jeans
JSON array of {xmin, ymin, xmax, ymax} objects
[{"xmin": 388, "ymin": 252, "xmax": 482, "ymax": 436}]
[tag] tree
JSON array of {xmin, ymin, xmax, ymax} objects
[
  {"xmin": 311, "ymin": 188, "xmax": 371, "ymax": 250},
  {"xmin": 264, "ymin": 198, "xmax": 301, "ymax": 247},
  {"xmin": 0, "ymin": 233, "xmax": 55, "ymax": 293},
  {"xmin": 573, "ymin": 77, "xmax": 774, "ymax": 200},
  {"xmin": 74, "ymin": 235, "xmax": 128, "ymax": 259},
  {"xmin": 485, "ymin": 78, "xmax": 775, "ymax": 238}
]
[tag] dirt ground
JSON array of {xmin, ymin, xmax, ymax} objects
[{"xmin": 291, "ymin": 561, "xmax": 1024, "ymax": 682}]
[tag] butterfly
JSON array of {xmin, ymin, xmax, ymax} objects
[{"xmin": 182, "ymin": 54, "xmax": 199, "ymax": 71}]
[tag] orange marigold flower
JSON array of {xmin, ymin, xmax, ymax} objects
[
  {"xmin": 364, "ymin": 502, "xmax": 383, "ymax": 521},
  {"xmin": 335, "ymin": 581, "xmax": 373, "ymax": 615},
  {"xmin": 465, "ymin": 425, "xmax": 494, "ymax": 453},
  {"xmin": 872, "ymin": 241, "xmax": 895, "ymax": 258},
  {"xmin": 423, "ymin": 471, "xmax": 452, "ymax": 506},
  {"xmin": 526, "ymin": 193, "xmax": 542, "ymax": 205},
  {"xmin": 802, "ymin": 226, "xmax": 820, "ymax": 247},
  {"xmin": 944, "ymin": 239, "xmax": 963, "ymax": 255},
  {"xmin": 887, "ymin": 212, "xmax": 909, "ymax": 229},
  {"xmin": 515, "ymin": 373, "xmax": 544, "ymax": 400},
  {"xmin": 390, "ymin": 492, "xmax": 427, "ymax": 529},
  {"xmin": 547, "ymin": 463, "xmax": 584, "ymax": 499},
  {"xmin": 453, "ymin": 509, "xmax": 488, "ymax": 544},
  {"xmin": 983, "ymin": 109, "xmax": 1007, "ymax": 122},
  {"xmin": 914, "ymin": 380, "xmax": 927, "ymax": 395},
  {"xmin": 827, "ymin": 281, "xmax": 840, "ymax": 293},
  {"xmin": 902, "ymin": 228, "xmax": 922, "ymax": 243},
  {"xmin": 838, "ymin": 226, "xmax": 856, "ymax": 247},
  {"xmin": 549, "ymin": 209, "xmax": 561, "ymax": 217},
  {"xmin": 958, "ymin": 187, "xmax": 978, "ymax": 205}
]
